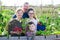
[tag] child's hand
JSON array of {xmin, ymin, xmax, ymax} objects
[
  {"xmin": 16, "ymin": 31, "xmax": 22, "ymax": 34},
  {"xmin": 10, "ymin": 31, "xmax": 17, "ymax": 34}
]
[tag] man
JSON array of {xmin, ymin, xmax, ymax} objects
[{"xmin": 13, "ymin": 2, "xmax": 29, "ymax": 19}]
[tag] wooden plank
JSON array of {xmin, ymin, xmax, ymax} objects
[
  {"xmin": 20, "ymin": 36, "xmax": 46, "ymax": 40},
  {"xmin": 0, "ymin": 35, "xmax": 57, "ymax": 40},
  {"xmin": 57, "ymin": 35, "xmax": 60, "ymax": 38},
  {"xmin": 35, "ymin": 36, "xmax": 46, "ymax": 40},
  {"xmin": 0, "ymin": 37, "xmax": 8, "ymax": 40},
  {"xmin": 20, "ymin": 36, "xmax": 27, "ymax": 40},
  {"xmin": 46, "ymin": 35, "xmax": 56, "ymax": 40},
  {"xmin": 54, "ymin": 38, "xmax": 60, "ymax": 40},
  {"xmin": 9, "ymin": 37, "xmax": 18, "ymax": 40}
]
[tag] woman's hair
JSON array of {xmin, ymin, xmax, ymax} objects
[{"xmin": 28, "ymin": 8, "xmax": 36, "ymax": 19}]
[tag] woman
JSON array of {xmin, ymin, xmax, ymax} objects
[
  {"xmin": 26, "ymin": 8, "xmax": 38, "ymax": 31},
  {"xmin": 25, "ymin": 8, "xmax": 38, "ymax": 40},
  {"xmin": 8, "ymin": 8, "xmax": 23, "ymax": 36}
]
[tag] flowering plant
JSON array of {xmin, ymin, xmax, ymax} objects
[{"xmin": 13, "ymin": 26, "xmax": 22, "ymax": 32}]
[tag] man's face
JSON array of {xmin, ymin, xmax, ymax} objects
[{"xmin": 23, "ymin": 4, "xmax": 29, "ymax": 10}]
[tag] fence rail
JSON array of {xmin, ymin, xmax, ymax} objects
[{"xmin": 0, "ymin": 35, "xmax": 60, "ymax": 40}]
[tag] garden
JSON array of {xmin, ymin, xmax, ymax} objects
[{"xmin": 0, "ymin": 6, "xmax": 60, "ymax": 36}]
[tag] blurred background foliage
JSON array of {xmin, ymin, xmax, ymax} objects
[{"xmin": 0, "ymin": 6, "xmax": 60, "ymax": 36}]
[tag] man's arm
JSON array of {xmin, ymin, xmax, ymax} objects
[{"xmin": 13, "ymin": 14, "xmax": 16, "ymax": 18}]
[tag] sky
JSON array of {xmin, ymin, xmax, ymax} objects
[{"xmin": 1, "ymin": 0, "xmax": 60, "ymax": 6}]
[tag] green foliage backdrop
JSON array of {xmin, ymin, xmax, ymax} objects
[{"xmin": 0, "ymin": 6, "xmax": 60, "ymax": 36}]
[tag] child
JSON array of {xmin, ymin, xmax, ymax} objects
[
  {"xmin": 7, "ymin": 8, "xmax": 23, "ymax": 36},
  {"xmin": 26, "ymin": 22, "xmax": 36, "ymax": 40}
]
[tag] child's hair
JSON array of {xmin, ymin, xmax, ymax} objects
[
  {"xmin": 28, "ymin": 8, "xmax": 36, "ymax": 19},
  {"xmin": 28, "ymin": 22, "xmax": 35, "ymax": 25},
  {"xmin": 26, "ymin": 22, "xmax": 35, "ymax": 31},
  {"xmin": 15, "ymin": 8, "xmax": 23, "ymax": 14}
]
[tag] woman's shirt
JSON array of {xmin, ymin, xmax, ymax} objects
[{"xmin": 27, "ymin": 18, "xmax": 38, "ymax": 27}]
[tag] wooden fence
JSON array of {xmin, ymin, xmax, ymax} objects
[{"xmin": 0, "ymin": 35, "xmax": 60, "ymax": 40}]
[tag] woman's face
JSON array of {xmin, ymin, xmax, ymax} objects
[
  {"xmin": 29, "ymin": 24, "xmax": 36, "ymax": 31},
  {"xmin": 28, "ymin": 10, "xmax": 34, "ymax": 18},
  {"xmin": 16, "ymin": 10, "xmax": 23, "ymax": 18}
]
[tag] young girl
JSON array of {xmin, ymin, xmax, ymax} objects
[
  {"xmin": 8, "ymin": 8, "xmax": 23, "ymax": 36},
  {"xmin": 26, "ymin": 22, "xmax": 36, "ymax": 40}
]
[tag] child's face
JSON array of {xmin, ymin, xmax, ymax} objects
[
  {"xmin": 29, "ymin": 24, "xmax": 36, "ymax": 32},
  {"xmin": 16, "ymin": 10, "xmax": 23, "ymax": 18}
]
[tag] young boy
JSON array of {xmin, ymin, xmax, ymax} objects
[
  {"xmin": 26, "ymin": 22, "xmax": 36, "ymax": 40},
  {"xmin": 7, "ymin": 8, "xmax": 23, "ymax": 36}
]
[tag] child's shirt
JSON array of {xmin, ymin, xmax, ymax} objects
[
  {"xmin": 26, "ymin": 31, "xmax": 35, "ymax": 37},
  {"xmin": 8, "ymin": 19, "xmax": 22, "ymax": 35}
]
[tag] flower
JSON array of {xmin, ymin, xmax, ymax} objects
[{"xmin": 13, "ymin": 26, "xmax": 22, "ymax": 32}]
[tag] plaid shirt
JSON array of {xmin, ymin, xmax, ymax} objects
[{"xmin": 8, "ymin": 19, "xmax": 22, "ymax": 34}]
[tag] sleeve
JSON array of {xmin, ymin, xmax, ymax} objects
[
  {"xmin": 7, "ymin": 21, "xmax": 13, "ymax": 34},
  {"xmin": 37, "ymin": 22, "xmax": 46, "ymax": 31},
  {"xmin": 25, "ymin": 26, "xmax": 29, "ymax": 32},
  {"xmin": 13, "ymin": 14, "xmax": 16, "ymax": 18}
]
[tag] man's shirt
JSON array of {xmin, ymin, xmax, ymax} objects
[{"xmin": 13, "ymin": 11, "xmax": 29, "ymax": 19}]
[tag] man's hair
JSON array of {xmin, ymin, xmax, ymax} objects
[{"xmin": 24, "ymin": 2, "xmax": 29, "ymax": 5}]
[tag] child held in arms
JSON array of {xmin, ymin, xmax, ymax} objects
[
  {"xmin": 7, "ymin": 8, "xmax": 23, "ymax": 36},
  {"xmin": 26, "ymin": 22, "xmax": 36, "ymax": 40}
]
